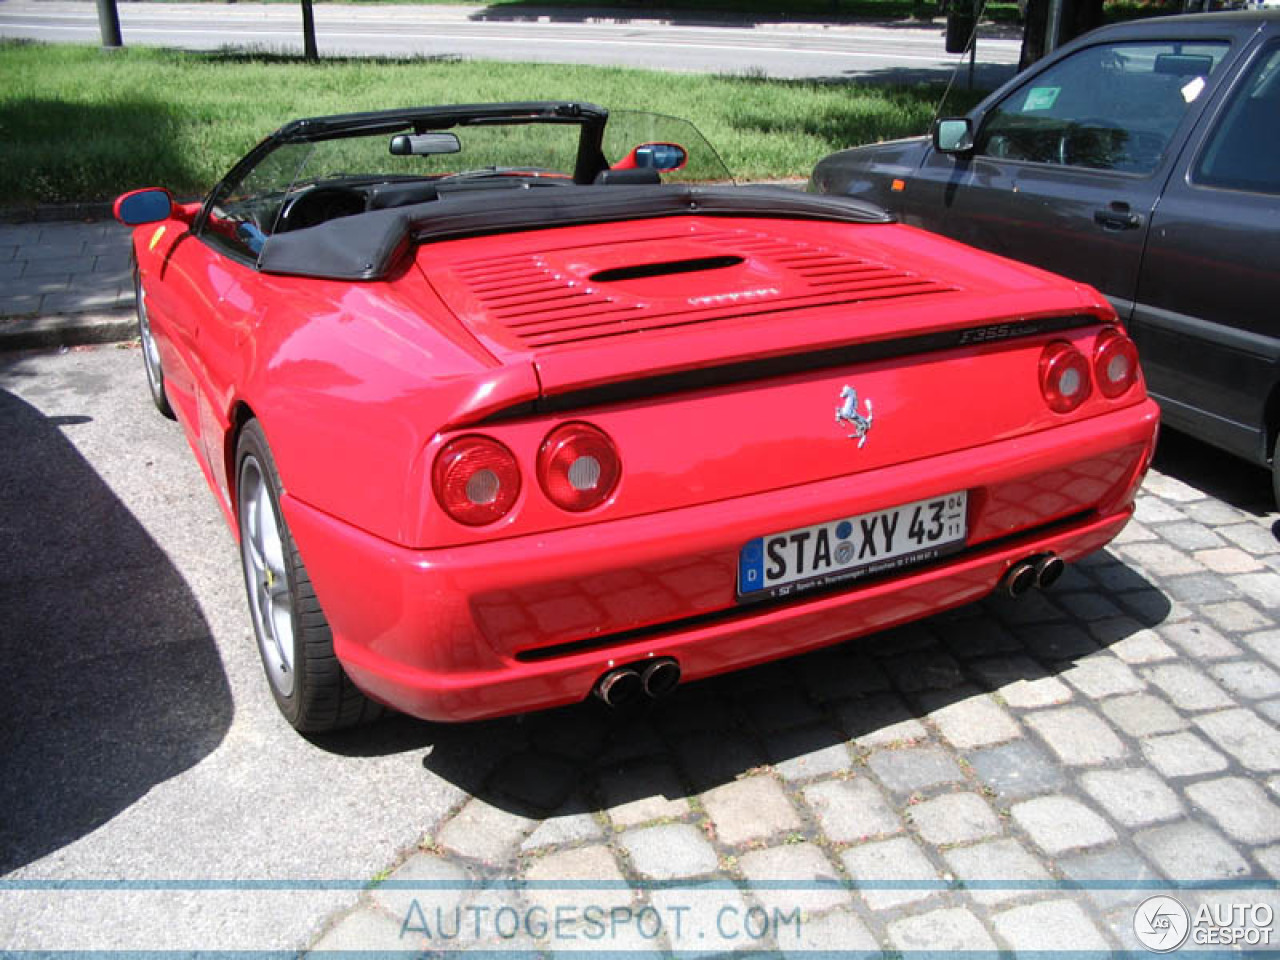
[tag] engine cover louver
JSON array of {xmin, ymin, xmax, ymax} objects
[{"xmin": 446, "ymin": 226, "xmax": 958, "ymax": 349}]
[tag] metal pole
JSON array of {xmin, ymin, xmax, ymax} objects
[{"xmin": 96, "ymin": 0, "xmax": 122, "ymax": 48}]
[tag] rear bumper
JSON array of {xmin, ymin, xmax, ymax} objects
[{"xmin": 284, "ymin": 400, "xmax": 1158, "ymax": 722}]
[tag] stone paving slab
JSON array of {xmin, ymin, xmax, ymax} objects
[
  {"xmin": 290, "ymin": 436, "xmax": 1280, "ymax": 955},
  {"xmin": 0, "ymin": 220, "xmax": 133, "ymax": 321}
]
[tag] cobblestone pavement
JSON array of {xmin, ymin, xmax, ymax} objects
[
  {"xmin": 0, "ymin": 220, "xmax": 132, "ymax": 317},
  {"xmin": 297, "ymin": 436, "xmax": 1280, "ymax": 954},
  {"xmin": 8, "ymin": 221, "xmax": 1280, "ymax": 952}
]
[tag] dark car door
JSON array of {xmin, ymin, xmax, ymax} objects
[
  {"xmin": 902, "ymin": 36, "xmax": 1233, "ymax": 320},
  {"xmin": 1133, "ymin": 38, "xmax": 1280, "ymax": 466}
]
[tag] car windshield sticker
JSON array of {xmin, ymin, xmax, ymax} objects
[
  {"xmin": 1181, "ymin": 76, "xmax": 1207, "ymax": 103},
  {"xmin": 1022, "ymin": 87, "xmax": 1061, "ymax": 112}
]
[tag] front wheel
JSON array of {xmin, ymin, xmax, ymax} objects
[
  {"xmin": 135, "ymin": 269, "xmax": 174, "ymax": 419},
  {"xmin": 235, "ymin": 420, "xmax": 381, "ymax": 732}
]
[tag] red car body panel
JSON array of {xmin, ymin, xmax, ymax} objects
[{"xmin": 130, "ymin": 201, "xmax": 1158, "ymax": 722}]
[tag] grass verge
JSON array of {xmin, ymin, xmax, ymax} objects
[{"xmin": 0, "ymin": 41, "xmax": 987, "ymax": 206}]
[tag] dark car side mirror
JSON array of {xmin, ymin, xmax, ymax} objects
[{"xmin": 933, "ymin": 118, "xmax": 975, "ymax": 155}]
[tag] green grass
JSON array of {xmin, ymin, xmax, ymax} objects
[{"xmin": 0, "ymin": 41, "xmax": 988, "ymax": 206}]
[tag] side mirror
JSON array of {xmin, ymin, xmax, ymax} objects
[
  {"xmin": 389, "ymin": 132, "xmax": 461, "ymax": 157},
  {"xmin": 616, "ymin": 142, "xmax": 688, "ymax": 172},
  {"xmin": 933, "ymin": 118, "xmax": 975, "ymax": 155},
  {"xmin": 114, "ymin": 188, "xmax": 174, "ymax": 226}
]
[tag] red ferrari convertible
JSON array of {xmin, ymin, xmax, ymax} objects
[{"xmin": 114, "ymin": 102, "xmax": 1159, "ymax": 731}]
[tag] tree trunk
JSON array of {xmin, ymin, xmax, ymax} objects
[
  {"xmin": 96, "ymin": 0, "xmax": 123, "ymax": 48},
  {"xmin": 1019, "ymin": 0, "xmax": 1103, "ymax": 71},
  {"xmin": 1019, "ymin": 0, "xmax": 1048, "ymax": 71},
  {"xmin": 301, "ymin": 0, "xmax": 318, "ymax": 61}
]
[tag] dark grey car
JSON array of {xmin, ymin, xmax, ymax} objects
[{"xmin": 812, "ymin": 11, "xmax": 1280, "ymax": 500}]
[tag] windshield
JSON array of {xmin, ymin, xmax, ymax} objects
[
  {"xmin": 603, "ymin": 110, "xmax": 733, "ymax": 184},
  {"xmin": 201, "ymin": 107, "xmax": 736, "ymax": 260}
]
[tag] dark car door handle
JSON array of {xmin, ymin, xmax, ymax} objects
[{"xmin": 1093, "ymin": 208, "xmax": 1143, "ymax": 231}]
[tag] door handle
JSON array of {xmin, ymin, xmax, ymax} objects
[{"xmin": 1093, "ymin": 206, "xmax": 1142, "ymax": 231}]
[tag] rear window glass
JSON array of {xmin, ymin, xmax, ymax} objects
[{"xmin": 1195, "ymin": 44, "xmax": 1280, "ymax": 194}]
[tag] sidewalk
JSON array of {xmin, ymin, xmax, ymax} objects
[{"xmin": 0, "ymin": 219, "xmax": 137, "ymax": 350}]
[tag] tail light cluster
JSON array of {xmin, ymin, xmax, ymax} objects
[
  {"xmin": 432, "ymin": 421, "xmax": 621, "ymax": 526},
  {"xmin": 1039, "ymin": 327, "xmax": 1140, "ymax": 414}
]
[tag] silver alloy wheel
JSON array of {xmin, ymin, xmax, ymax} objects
[
  {"xmin": 238, "ymin": 455, "xmax": 296, "ymax": 698},
  {"xmin": 137, "ymin": 281, "xmax": 164, "ymax": 405}
]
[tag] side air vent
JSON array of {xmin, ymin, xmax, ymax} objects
[{"xmin": 590, "ymin": 256, "xmax": 744, "ymax": 283}]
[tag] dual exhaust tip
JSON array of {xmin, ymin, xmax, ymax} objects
[
  {"xmin": 1002, "ymin": 552, "xmax": 1065, "ymax": 598},
  {"xmin": 594, "ymin": 557, "xmax": 1062, "ymax": 706},
  {"xmin": 594, "ymin": 657, "xmax": 681, "ymax": 708}
]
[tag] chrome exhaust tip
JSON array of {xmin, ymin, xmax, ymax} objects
[
  {"xmin": 1002, "ymin": 560, "xmax": 1037, "ymax": 598},
  {"xmin": 1033, "ymin": 553, "xmax": 1066, "ymax": 590},
  {"xmin": 594, "ymin": 668, "xmax": 642, "ymax": 708},
  {"xmin": 640, "ymin": 658, "xmax": 681, "ymax": 699}
]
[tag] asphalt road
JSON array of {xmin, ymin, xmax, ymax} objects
[
  {"xmin": 6, "ymin": 340, "xmax": 1280, "ymax": 952},
  {"xmin": 0, "ymin": 0, "xmax": 1021, "ymax": 84},
  {"xmin": 0, "ymin": 344, "xmax": 494, "ymax": 949}
]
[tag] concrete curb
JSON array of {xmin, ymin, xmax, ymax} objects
[{"xmin": 0, "ymin": 309, "xmax": 136, "ymax": 352}]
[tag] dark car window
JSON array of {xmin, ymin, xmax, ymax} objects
[
  {"xmin": 1195, "ymin": 44, "xmax": 1280, "ymax": 195},
  {"xmin": 978, "ymin": 40, "xmax": 1230, "ymax": 174}
]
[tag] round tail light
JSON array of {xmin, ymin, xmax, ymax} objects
[
  {"xmin": 538, "ymin": 422, "xmax": 621, "ymax": 512},
  {"xmin": 1039, "ymin": 340, "xmax": 1092, "ymax": 414},
  {"xmin": 433, "ymin": 435, "xmax": 521, "ymax": 526},
  {"xmin": 1094, "ymin": 328, "xmax": 1140, "ymax": 398}
]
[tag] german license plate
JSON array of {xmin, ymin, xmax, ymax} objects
[{"xmin": 737, "ymin": 491, "xmax": 967, "ymax": 602}]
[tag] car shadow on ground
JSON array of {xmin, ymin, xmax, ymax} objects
[
  {"xmin": 0, "ymin": 386, "xmax": 232, "ymax": 875},
  {"xmin": 1154, "ymin": 427, "xmax": 1276, "ymax": 521},
  {"xmin": 314, "ymin": 551, "xmax": 1170, "ymax": 829},
  {"xmin": 820, "ymin": 62, "xmax": 1018, "ymax": 87}
]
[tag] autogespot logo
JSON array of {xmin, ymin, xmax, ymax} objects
[{"xmin": 1135, "ymin": 895, "xmax": 1191, "ymax": 953}]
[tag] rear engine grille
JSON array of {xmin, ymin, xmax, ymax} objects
[{"xmin": 451, "ymin": 229, "xmax": 958, "ymax": 348}]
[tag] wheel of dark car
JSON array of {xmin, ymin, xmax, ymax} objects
[
  {"xmin": 235, "ymin": 419, "xmax": 382, "ymax": 732},
  {"xmin": 1272, "ymin": 433, "xmax": 1280, "ymax": 511},
  {"xmin": 135, "ymin": 268, "xmax": 175, "ymax": 419}
]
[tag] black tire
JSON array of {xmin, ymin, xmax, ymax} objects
[
  {"xmin": 1272, "ymin": 433, "xmax": 1280, "ymax": 512},
  {"xmin": 235, "ymin": 419, "xmax": 382, "ymax": 732},
  {"xmin": 135, "ymin": 268, "xmax": 175, "ymax": 420}
]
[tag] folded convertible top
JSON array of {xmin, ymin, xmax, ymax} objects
[{"xmin": 256, "ymin": 185, "xmax": 892, "ymax": 281}]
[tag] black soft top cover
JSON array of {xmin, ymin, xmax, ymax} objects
[{"xmin": 256, "ymin": 185, "xmax": 893, "ymax": 281}]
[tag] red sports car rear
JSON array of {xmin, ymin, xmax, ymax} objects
[{"xmin": 114, "ymin": 102, "xmax": 1157, "ymax": 729}]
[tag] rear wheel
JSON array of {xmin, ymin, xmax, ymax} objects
[
  {"xmin": 235, "ymin": 420, "xmax": 381, "ymax": 732},
  {"xmin": 1272, "ymin": 433, "xmax": 1280, "ymax": 511},
  {"xmin": 135, "ymin": 269, "xmax": 174, "ymax": 419}
]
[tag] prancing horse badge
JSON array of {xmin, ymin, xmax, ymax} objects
[{"xmin": 835, "ymin": 385, "xmax": 874, "ymax": 448}]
